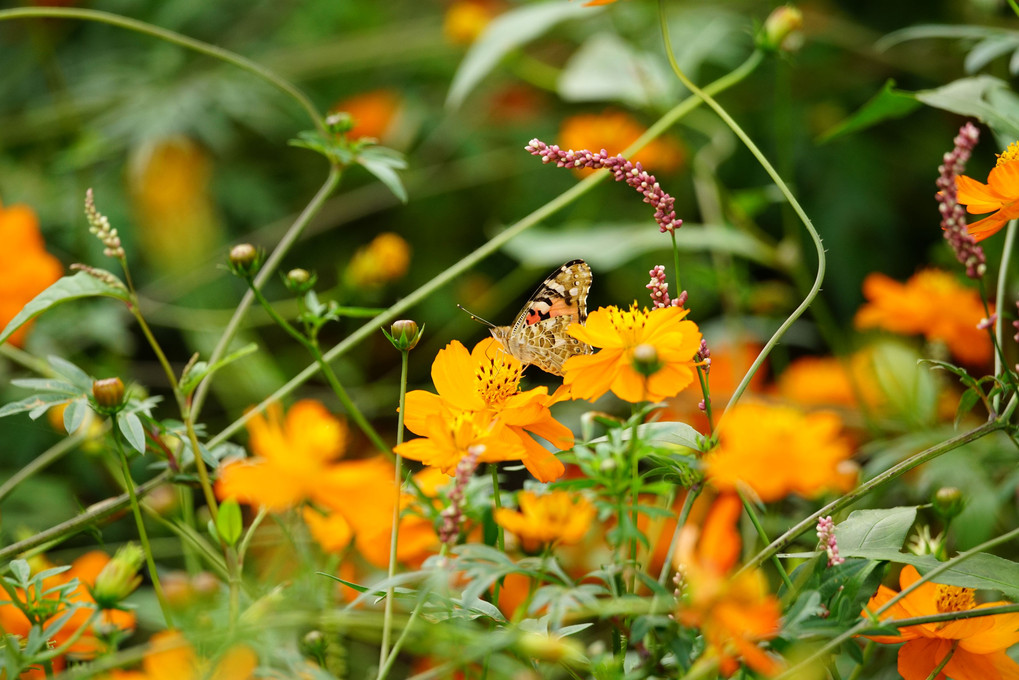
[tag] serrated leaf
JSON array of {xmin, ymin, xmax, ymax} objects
[
  {"xmin": 118, "ymin": 412, "xmax": 146, "ymax": 453},
  {"xmin": 818, "ymin": 79, "xmax": 921, "ymax": 143},
  {"xmin": 63, "ymin": 399, "xmax": 89, "ymax": 433},
  {"xmin": 0, "ymin": 393, "xmax": 73, "ymax": 420},
  {"xmin": 447, "ymin": 1, "xmax": 599, "ymax": 109},
  {"xmin": 835, "ymin": 507, "xmax": 917, "ymax": 554},
  {"xmin": 0, "ymin": 272, "xmax": 130, "ymax": 346}
]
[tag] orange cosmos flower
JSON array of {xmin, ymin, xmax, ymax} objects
[
  {"xmin": 955, "ymin": 142, "xmax": 1019, "ymax": 241},
  {"xmin": 443, "ymin": 0, "xmax": 503, "ymax": 45},
  {"xmin": 101, "ymin": 630, "xmax": 256, "ymax": 680},
  {"xmin": 854, "ymin": 270, "xmax": 991, "ymax": 365},
  {"xmin": 332, "ymin": 89, "xmax": 402, "ymax": 141},
  {"xmin": 674, "ymin": 493, "xmax": 782, "ymax": 677},
  {"xmin": 0, "ymin": 551, "xmax": 137, "ymax": 674},
  {"xmin": 0, "ymin": 201, "xmax": 63, "ymax": 347},
  {"xmin": 775, "ymin": 353, "xmax": 884, "ymax": 411},
  {"xmin": 400, "ymin": 338, "xmax": 574, "ymax": 482},
  {"xmin": 494, "ymin": 490, "xmax": 595, "ymax": 553},
  {"xmin": 862, "ymin": 565, "xmax": 1019, "ymax": 680},
  {"xmin": 563, "ymin": 304, "xmax": 702, "ymax": 404},
  {"xmin": 216, "ymin": 399, "xmax": 358, "ymax": 511},
  {"xmin": 705, "ymin": 403, "xmax": 856, "ymax": 502},
  {"xmin": 558, "ymin": 110, "xmax": 683, "ymax": 176}
]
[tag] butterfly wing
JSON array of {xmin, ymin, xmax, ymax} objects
[{"xmin": 519, "ymin": 315, "xmax": 592, "ymax": 376}]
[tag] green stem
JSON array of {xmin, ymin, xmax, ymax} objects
[
  {"xmin": 739, "ymin": 415, "xmax": 1009, "ymax": 575},
  {"xmin": 206, "ymin": 52, "xmax": 764, "ymax": 449},
  {"xmin": 695, "ymin": 366, "xmax": 714, "ymax": 434},
  {"xmin": 378, "ymin": 597, "xmax": 424, "ymax": 680},
  {"xmin": 379, "ymin": 349, "xmax": 410, "ymax": 676},
  {"xmin": 192, "ymin": 165, "xmax": 342, "ymax": 419},
  {"xmin": 629, "ymin": 414, "xmax": 641, "ymax": 595},
  {"xmin": 111, "ymin": 421, "xmax": 174, "ymax": 627},
  {"xmin": 0, "ymin": 8, "xmax": 324, "ymax": 134},
  {"xmin": 657, "ymin": 1, "xmax": 824, "ymax": 427},
  {"xmin": 0, "ymin": 428, "xmax": 89, "ymax": 502},
  {"xmin": 35, "ymin": 609, "xmax": 100, "ymax": 662},
  {"xmin": 490, "ymin": 463, "xmax": 505, "ymax": 603},
  {"xmin": 737, "ymin": 489, "xmax": 793, "ymax": 592},
  {"xmin": 924, "ymin": 642, "xmax": 957, "ymax": 680},
  {"xmin": 657, "ymin": 485, "xmax": 701, "ymax": 585}
]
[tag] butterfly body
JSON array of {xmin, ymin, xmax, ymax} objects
[{"xmin": 489, "ymin": 259, "xmax": 593, "ymax": 376}]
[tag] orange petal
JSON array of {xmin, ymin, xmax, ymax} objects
[
  {"xmin": 431, "ymin": 340, "xmax": 486, "ymax": 411},
  {"xmin": 944, "ymin": 647, "xmax": 1019, "ymax": 680},
  {"xmin": 510, "ymin": 425, "xmax": 566, "ymax": 482},
  {"xmin": 215, "ymin": 460, "xmax": 305, "ymax": 511},
  {"xmin": 403, "ymin": 390, "xmax": 445, "ymax": 436},
  {"xmin": 986, "ymin": 159, "xmax": 1019, "ymax": 198},
  {"xmin": 966, "ymin": 210, "xmax": 1012, "ymax": 241},
  {"xmin": 563, "ymin": 349, "xmax": 622, "ymax": 401},
  {"xmin": 956, "ymin": 174, "xmax": 1004, "ymax": 214},
  {"xmin": 209, "ymin": 645, "xmax": 258, "ymax": 680},
  {"xmin": 897, "ymin": 638, "xmax": 951, "ymax": 680}
]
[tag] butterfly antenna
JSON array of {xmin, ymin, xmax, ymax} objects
[{"xmin": 457, "ymin": 304, "xmax": 495, "ymax": 328}]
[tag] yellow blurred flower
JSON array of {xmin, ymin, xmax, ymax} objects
[
  {"xmin": 674, "ymin": 493, "xmax": 782, "ymax": 677},
  {"xmin": 558, "ymin": 110, "xmax": 684, "ymax": 176},
  {"xmin": 344, "ymin": 232, "xmax": 411, "ymax": 288},
  {"xmin": 854, "ymin": 269, "xmax": 991, "ymax": 365},
  {"xmin": 444, "ymin": 0, "xmax": 502, "ymax": 45},
  {"xmin": 0, "ymin": 201, "xmax": 63, "ymax": 347},
  {"xmin": 563, "ymin": 304, "xmax": 702, "ymax": 404},
  {"xmin": 332, "ymin": 89, "xmax": 402, "ymax": 141},
  {"xmin": 705, "ymin": 403, "xmax": 856, "ymax": 502},
  {"xmin": 128, "ymin": 136, "xmax": 222, "ymax": 272},
  {"xmin": 494, "ymin": 490, "xmax": 595, "ymax": 552},
  {"xmin": 101, "ymin": 630, "xmax": 256, "ymax": 680},
  {"xmin": 401, "ymin": 338, "xmax": 575, "ymax": 481}
]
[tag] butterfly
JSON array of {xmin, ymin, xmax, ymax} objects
[{"xmin": 462, "ymin": 260, "xmax": 593, "ymax": 376}]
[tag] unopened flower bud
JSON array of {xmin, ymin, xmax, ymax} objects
[
  {"xmin": 385, "ymin": 319, "xmax": 423, "ymax": 351},
  {"xmin": 516, "ymin": 632, "xmax": 585, "ymax": 666},
  {"xmin": 760, "ymin": 5, "xmax": 804, "ymax": 53},
  {"xmin": 631, "ymin": 343, "xmax": 664, "ymax": 378},
  {"xmin": 92, "ymin": 377, "xmax": 126, "ymax": 412},
  {"xmin": 228, "ymin": 243, "xmax": 261, "ymax": 277},
  {"xmin": 284, "ymin": 268, "xmax": 317, "ymax": 294},
  {"xmin": 91, "ymin": 543, "xmax": 144, "ymax": 609},
  {"xmin": 933, "ymin": 487, "xmax": 965, "ymax": 521},
  {"xmin": 302, "ymin": 630, "xmax": 328, "ymax": 660}
]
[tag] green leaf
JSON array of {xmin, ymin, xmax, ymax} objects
[
  {"xmin": 835, "ymin": 507, "xmax": 917, "ymax": 554},
  {"xmin": 0, "ymin": 272, "xmax": 129, "ymax": 346},
  {"xmin": 447, "ymin": 1, "xmax": 599, "ymax": 110},
  {"xmin": 48, "ymin": 356, "xmax": 95, "ymax": 392},
  {"xmin": 501, "ymin": 223, "xmax": 777, "ymax": 270},
  {"xmin": 839, "ymin": 550, "xmax": 1019, "ymax": 601},
  {"xmin": 358, "ymin": 147, "xmax": 408, "ymax": 203},
  {"xmin": 0, "ymin": 393, "xmax": 74, "ymax": 420},
  {"xmin": 955, "ymin": 388, "xmax": 982, "ymax": 428},
  {"xmin": 914, "ymin": 75, "xmax": 1019, "ymax": 148},
  {"xmin": 10, "ymin": 560, "xmax": 30, "ymax": 586},
  {"xmin": 591, "ymin": 421, "xmax": 703, "ymax": 452},
  {"xmin": 216, "ymin": 498, "xmax": 243, "ymax": 547},
  {"xmin": 558, "ymin": 33, "xmax": 671, "ymax": 108},
  {"xmin": 118, "ymin": 412, "xmax": 146, "ymax": 454},
  {"xmin": 178, "ymin": 343, "xmax": 258, "ymax": 396},
  {"xmin": 10, "ymin": 378, "xmax": 81, "ymax": 396},
  {"xmin": 63, "ymin": 399, "xmax": 89, "ymax": 434},
  {"xmin": 876, "ymin": 24, "xmax": 1019, "ymax": 52},
  {"xmin": 817, "ymin": 79, "xmax": 921, "ymax": 143}
]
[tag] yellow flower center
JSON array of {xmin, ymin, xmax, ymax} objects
[
  {"xmin": 607, "ymin": 304, "xmax": 651, "ymax": 347},
  {"xmin": 935, "ymin": 583, "xmax": 976, "ymax": 613},
  {"xmin": 475, "ymin": 356, "xmax": 523, "ymax": 407},
  {"xmin": 997, "ymin": 141, "xmax": 1019, "ymax": 167}
]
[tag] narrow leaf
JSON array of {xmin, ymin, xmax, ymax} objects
[
  {"xmin": 818, "ymin": 80, "xmax": 921, "ymax": 143},
  {"xmin": 0, "ymin": 393, "xmax": 73, "ymax": 420},
  {"xmin": 118, "ymin": 412, "xmax": 146, "ymax": 454},
  {"xmin": 63, "ymin": 399, "xmax": 89, "ymax": 434},
  {"xmin": 47, "ymin": 356, "xmax": 95, "ymax": 392}
]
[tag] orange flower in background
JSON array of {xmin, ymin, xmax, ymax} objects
[
  {"xmin": 0, "ymin": 202, "xmax": 63, "ymax": 347},
  {"xmin": 558, "ymin": 111, "xmax": 683, "ymax": 176},
  {"xmin": 862, "ymin": 565, "xmax": 1019, "ymax": 680},
  {"xmin": 400, "ymin": 338, "xmax": 575, "ymax": 481},
  {"xmin": 332, "ymin": 89, "xmax": 402, "ymax": 141},
  {"xmin": 344, "ymin": 232, "xmax": 411, "ymax": 288},
  {"xmin": 0, "ymin": 551, "xmax": 137, "ymax": 674},
  {"xmin": 128, "ymin": 136, "xmax": 222, "ymax": 273},
  {"xmin": 494, "ymin": 490, "xmax": 595, "ymax": 552},
  {"xmin": 775, "ymin": 353, "xmax": 883, "ymax": 411},
  {"xmin": 444, "ymin": 0, "xmax": 503, "ymax": 44},
  {"xmin": 102, "ymin": 630, "xmax": 256, "ymax": 680},
  {"xmin": 216, "ymin": 400, "xmax": 354, "ymax": 511},
  {"xmin": 955, "ymin": 142, "xmax": 1019, "ymax": 241},
  {"xmin": 563, "ymin": 304, "xmax": 702, "ymax": 404},
  {"xmin": 674, "ymin": 493, "xmax": 782, "ymax": 677},
  {"xmin": 854, "ymin": 270, "xmax": 991, "ymax": 365},
  {"xmin": 705, "ymin": 402, "xmax": 856, "ymax": 502}
]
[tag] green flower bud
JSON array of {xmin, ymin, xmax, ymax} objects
[
  {"xmin": 631, "ymin": 343, "xmax": 664, "ymax": 378},
  {"xmin": 933, "ymin": 487, "xmax": 965, "ymax": 521},
  {"xmin": 228, "ymin": 243, "xmax": 261, "ymax": 277},
  {"xmin": 760, "ymin": 5, "xmax": 804, "ymax": 53},
  {"xmin": 92, "ymin": 377, "xmax": 126, "ymax": 412},
  {"xmin": 384, "ymin": 319, "xmax": 423, "ymax": 351},
  {"xmin": 91, "ymin": 543, "xmax": 144, "ymax": 609},
  {"xmin": 284, "ymin": 268, "xmax": 317, "ymax": 294}
]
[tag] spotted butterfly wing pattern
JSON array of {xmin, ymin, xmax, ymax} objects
[{"xmin": 489, "ymin": 259, "xmax": 593, "ymax": 376}]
